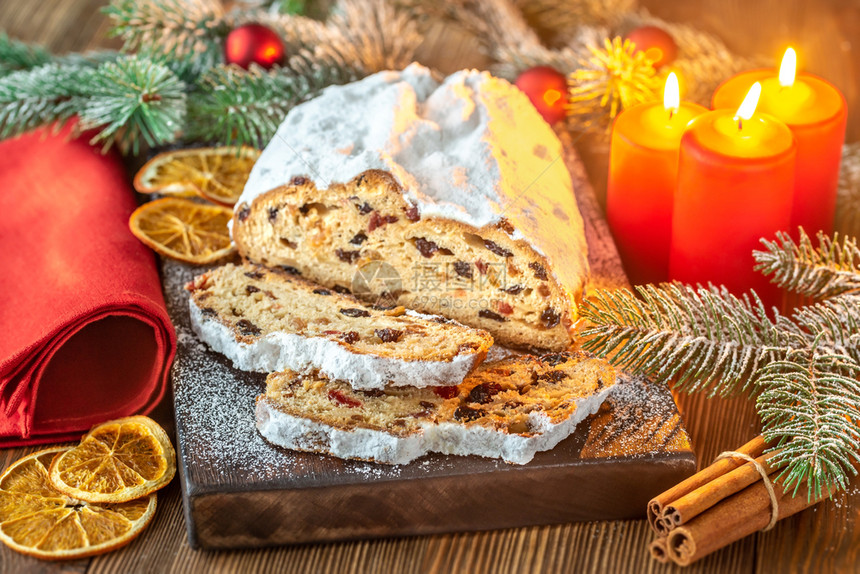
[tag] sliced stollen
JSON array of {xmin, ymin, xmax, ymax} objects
[
  {"xmin": 255, "ymin": 350, "xmax": 616, "ymax": 465},
  {"xmin": 186, "ymin": 263, "xmax": 493, "ymax": 390},
  {"xmin": 232, "ymin": 64, "xmax": 589, "ymax": 352}
]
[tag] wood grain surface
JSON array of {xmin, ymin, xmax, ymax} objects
[{"xmin": 1, "ymin": 1, "xmax": 859, "ymax": 573}]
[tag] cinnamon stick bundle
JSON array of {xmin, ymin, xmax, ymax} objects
[
  {"xmin": 646, "ymin": 435, "xmax": 766, "ymax": 534},
  {"xmin": 647, "ymin": 435, "xmax": 828, "ymax": 566},
  {"xmin": 664, "ymin": 471, "xmax": 825, "ymax": 566}
]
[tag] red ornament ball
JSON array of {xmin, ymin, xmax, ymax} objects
[
  {"xmin": 224, "ymin": 23, "xmax": 285, "ymax": 70},
  {"xmin": 624, "ymin": 25, "xmax": 678, "ymax": 69},
  {"xmin": 514, "ymin": 66, "xmax": 568, "ymax": 125}
]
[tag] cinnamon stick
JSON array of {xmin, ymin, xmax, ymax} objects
[
  {"xmin": 664, "ymin": 471, "xmax": 827, "ymax": 566},
  {"xmin": 662, "ymin": 451, "xmax": 777, "ymax": 528},
  {"xmin": 646, "ymin": 435, "xmax": 766, "ymax": 534},
  {"xmin": 648, "ymin": 537, "xmax": 670, "ymax": 564}
]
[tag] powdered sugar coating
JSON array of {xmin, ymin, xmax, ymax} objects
[
  {"xmin": 236, "ymin": 64, "xmax": 584, "ymax": 263},
  {"xmin": 255, "ymin": 384, "xmax": 614, "ymax": 465},
  {"xmin": 188, "ymin": 299, "xmax": 482, "ymax": 390}
]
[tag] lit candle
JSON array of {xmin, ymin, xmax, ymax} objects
[
  {"xmin": 712, "ymin": 48, "xmax": 847, "ymax": 236},
  {"xmin": 669, "ymin": 83, "xmax": 796, "ymax": 306},
  {"xmin": 607, "ymin": 73, "xmax": 707, "ymax": 284}
]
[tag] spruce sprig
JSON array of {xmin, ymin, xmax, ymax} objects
[
  {"xmin": 581, "ymin": 283, "xmax": 800, "ymax": 396},
  {"xmin": 755, "ymin": 229, "xmax": 860, "ymax": 299},
  {"xmin": 187, "ymin": 65, "xmax": 309, "ymax": 149},
  {"xmin": 104, "ymin": 0, "xmax": 227, "ymax": 74},
  {"xmin": 78, "ymin": 56, "xmax": 186, "ymax": 154},
  {"xmin": 0, "ymin": 64, "xmax": 88, "ymax": 139},
  {"xmin": 582, "ymin": 233, "xmax": 860, "ymax": 498},
  {"xmin": 0, "ymin": 56, "xmax": 185, "ymax": 153},
  {"xmin": 755, "ymin": 345, "xmax": 860, "ymax": 499},
  {"xmin": 0, "ymin": 33, "xmax": 52, "ymax": 76}
]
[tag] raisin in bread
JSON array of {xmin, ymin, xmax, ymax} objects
[
  {"xmin": 255, "ymin": 351, "xmax": 615, "ymax": 465},
  {"xmin": 186, "ymin": 263, "xmax": 493, "ymax": 390},
  {"xmin": 232, "ymin": 64, "xmax": 589, "ymax": 352}
]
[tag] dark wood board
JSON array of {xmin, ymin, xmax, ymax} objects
[{"xmin": 165, "ymin": 135, "xmax": 697, "ymax": 550}]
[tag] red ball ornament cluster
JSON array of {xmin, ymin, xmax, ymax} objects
[
  {"xmin": 224, "ymin": 23, "xmax": 285, "ymax": 70},
  {"xmin": 624, "ymin": 25, "xmax": 678, "ymax": 69},
  {"xmin": 514, "ymin": 66, "xmax": 569, "ymax": 125}
]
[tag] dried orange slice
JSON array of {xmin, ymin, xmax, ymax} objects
[
  {"xmin": 0, "ymin": 448, "xmax": 156, "ymax": 560},
  {"xmin": 48, "ymin": 416, "xmax": 176, "ymax": 504},
  {"xmin": 134, "ymin": 146, "xmax": 260, "ymax": 205},
  {"xmin": 129, "ymin": 197, "xmax": 235, "ymax": 264}
]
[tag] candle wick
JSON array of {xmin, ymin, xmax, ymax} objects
[
  {"xmin": 736, "ymin": 117, "xmax": 743, "ymax": 131},
  {"xmin": 668, "ymin": 108, "xmax": 675, "ymax": 120}
]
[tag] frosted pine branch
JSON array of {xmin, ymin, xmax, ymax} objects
[
  {"xmin": 0, "ymin": 33, "xmax": 52, "ymax": 77},
  {"xmin": 78, "ymin": 56, "xmax": 186, "ymax": 153},
  {"xmin": 0, "ymin": 64, "xmax": 89, "ymax": 139},
  {"xmin": 105, "ymin": 0, "xmax": 227, "ymax": 73},
  {"xmin": 580, "ymin": 283, "xmax": 802, "ymax": 396},
  {"xmin": 755, "ymin": 347, "xmax": 860, "ymax": 500},
  {"xmin": 755, "ymin": 229, "xmax": 860, "ymax": 299}
]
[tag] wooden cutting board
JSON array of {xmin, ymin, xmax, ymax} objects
[{"xmin": 165, "ymin": 133, "xmax": 696, "ymax": 550}]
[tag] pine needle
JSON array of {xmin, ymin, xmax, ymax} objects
[
  {"xmin": 185, "ymin": 60, "xmax": 356, "ymax": 148},
  {"xmin": 755, "ymin": 347, "xmax": 860, "ymax": 500},
  {"xmin": 755, "ymin": 229, "xmax": 860, "ymax": 299},
  {"xmin": 580, "ymin": 283, "xmax": 801, "ymax": 396},
  {"xmin": 104, "ymin": 0, "xmax": 227, "ymax": 73},
  {"xmin": 78, "ymin": 56, "xmax": 186, "ymax": 154},
  {"xmin": 0, "ymin": 33, "xmax": 52, "ymax": 77},
  {"xmin": 0, "ymin": 64, "xmax": 87, "ymax": 139}
]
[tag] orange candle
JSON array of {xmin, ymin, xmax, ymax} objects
[
  {"xmin": 670, "ymin": 84, "xmax": 796, "ymax": 306},
  {"xmin": 607, "ymin": 73, "xmax": 707, "ymax": 284},
  {"xmin": 712, "ymin": 48, "xmax": 847, "ymax": 236}
]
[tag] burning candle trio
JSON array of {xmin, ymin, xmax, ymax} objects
[{"xmin": 607, "ymin": 48, "xmax": 847, "ymax": 305}]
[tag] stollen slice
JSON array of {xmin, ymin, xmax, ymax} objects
[
  {"xmin": 255, "ymin": 350, "xmax": 616, "ymax": 465},
  {"xmin": 186, "ymin": 263, "xmax": 493, "ymax": 390}
]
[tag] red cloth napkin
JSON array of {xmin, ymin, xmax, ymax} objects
[{"xmin": 0, "ymin": 124, "xmax": 176, "ymax": 446}]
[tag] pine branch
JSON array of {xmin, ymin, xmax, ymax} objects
[
  {"xmin": 78, "ymin": 56, "xmax": 186, "ymax": 154},
  {"xmin": 580, "ymin": 283, "xmax": 803, "ymax": 396},
  {"xmin": 0, "ymin": 33, "xmax": 52, "ymax": 77},
  {"xmin": 0, "ymin": 64, "xmax": 88, "ymax": 139},
  {"xmin": 754, "ymin": 230, "xmax": 860, "ymax": 299},
  {"xmin": 755, "ymin": 346, "xmax": 860, "ymax": 500},
  {"xmin": 104, "ymin": 0, "xmax": 228, "ymax": 73},
  {"xmin": 185, "ymin": 60, "xmax": 356, "ymax": 148},
  {"xmin": 791, "ymin": 294, "xmax": 860, "ymax": 364}
]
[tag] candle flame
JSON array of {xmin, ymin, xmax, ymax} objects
[
  {"xmin": 734, "ymin": 82, "xmax": 761, "ymax": 125},
  {"xmin": 663, "ymin": 72, "xmax": 680, "ymax": 112},
  {"xmin": 779, "ymin": 48, "xmax": 796, "ymax": 87}
]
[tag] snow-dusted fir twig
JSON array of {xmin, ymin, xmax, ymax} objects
[
  {"xmin": 0, "ymin": 56, "xmax": 185, "ymax": 154},
  {"xmin": 0, "ymin": 0, "xmax": 419, "ymax": 153},
  {"xmin": 755, "ymin": 230, "xmax": 860, "ymax": 299},
  {"xmin": 0, "ymin": 33, "xmax": 51, "ymax": 77},
  {"xmin": 580, "ymin": 283, "xmax": 802, "ymax": 396},
  {"xmin": 581, "ymin": 232, "xmax": 860, "ymax": 498},
  {"xmin": 186, "ymin": 57, "xmax": 359, "ymax": 148},
  {"xmin": 755, "ymin": 345, "xmax": 860, "ymax": 499}
]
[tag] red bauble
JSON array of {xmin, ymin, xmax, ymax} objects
[
  {"xmin": 224, "ymin": 23, "xmax": 285, "ymax": 70},
  {"xmin": 514, "ymin": 66, "xmax": 568, "ymax": 125},
  {"xmin": 624, "ymin": 25, "xmax": 678, "ymax": 69}
]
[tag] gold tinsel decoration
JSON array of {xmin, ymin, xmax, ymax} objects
[{"xmin": 567, "ymin": 37, "xmax": 661, "ymax": 131}]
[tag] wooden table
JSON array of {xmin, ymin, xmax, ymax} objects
[{"xmin": 1, "ymin": 1, "xmax": 858, "ymax": 572}]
